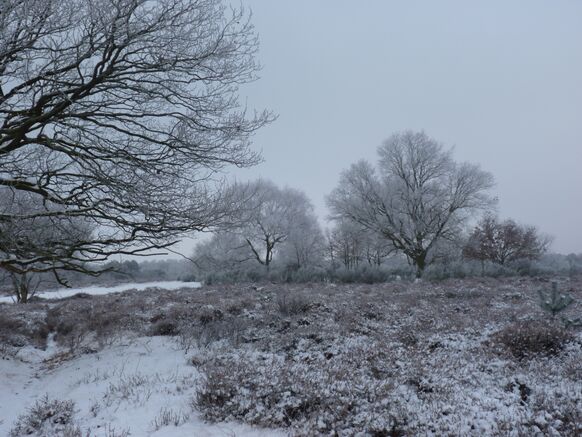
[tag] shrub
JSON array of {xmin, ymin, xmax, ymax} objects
[
  {"xmin": 45, "ymin": 298, "xmax": 144, "ymax": 350},
  {"xmin": 0, "ymin": 311, "xmax": 49, "ymax": 350},
  {"xmin": 198, "ymin": 318, "xmax": 247, "ymax": 348},
  {"xmin": 528, "ymin": 390, "xmax": 582, "ymax": 435},
  {"xmin": 276, "ymin": 292, "xmax": 311, "ymax": 316},
  {"xmin": 149, "ymin": 320, "xmax": 178, "ymax": 336},
  {"xmin": 492, "ymin": 320, "xmax": 575, "ymax": 359},
  {"xmin": 330, "ymin": 266, "xmax": 394, "ymax": 284},
  {"xmin": 178, "ymin": 316, "xmax": 248, "ymax": 351},
  {"xmin": 150, "ymin": 407, "xmax": 189, "ymax": 431},
  {"xmin": 0, "ymin": 313, "xmax": 27, "ymax": 348},
  {"xmin": 279, "ymin": 266, "xmax": 329, "ymax": 283},
  {"xmin": 10, "ymin": 395, "xmax": 76, "ymax": 437},
  {"xmin": 0, "ymin": 313, "xmax": 25, "ymax": 332},
  {"xmin": 199, "ymin": 306, "xmax": 224, "ymax": 325},
  {"xmin": 193, "ymin": 345, "xmax": 403, "ymax": 435}
]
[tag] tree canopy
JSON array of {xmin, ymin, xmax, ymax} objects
[
  {"xmin": 328, "ymin": 130, "xmax": 495, "ymax": 277},
  {"xmin": 0, "ymin": 0, "xmax": 272, "ymax": 288}
]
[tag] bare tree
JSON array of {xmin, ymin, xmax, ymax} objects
[
  {"xmin": 327, "ymin": 220, "xmax": 363, "ymax": 270},
  {"xmin": 190, "ymin": 180, "xmax": 323, "ymax": 278},
  {"xmin": 327, "ymin": 130, "xmax": 495, "ymax": 278},
  {"xmin": 234, "ymin": 180, "xmax": 319, "ymax": 271},
  {"xmin": 278, "ymin": 205, "xmax": 325, "ymax": 270},
  {"xmin": 0, "ymin": 0, "xmax": 272, "ymax": 286},
  {"xmin": 463, "ymin": 215, "xmax": 552, "ymax": 266},
  {"xmin": 192, "ymin": 231, "xmax": 255, "ymax": 274},
  {"xmin": 326, "ymin": 220, "xmax": 393, "ymax": 270}
]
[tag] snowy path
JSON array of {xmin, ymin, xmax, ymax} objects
[
  {"xmin": 0, "ymin": 337, "xmax": 285, "ymax": 436},
  {"xmin": 0, "ymin": 281, "xmax": 202, "ymax": 304}
]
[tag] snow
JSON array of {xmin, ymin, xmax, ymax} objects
[
  {"xmin": 0, "ymin": 281, "xmax": 201, "ymax": 304},
  {"xmin": 0, "ymin": 336, "xmax": 285, "ymax": 436},
  {"xmin": 1, "ymin": 278, "xmax": 581, "ymax": 434}
]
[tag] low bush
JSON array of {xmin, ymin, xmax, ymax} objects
[
  {"xmin": 0, "ymin": 311, "xmax": 49, "ymax": 350},
  {"xmin": 177, "ymin": 315, "xmax": 249, "ymax": 352},
  {"xmin": 492, "ymin": 320, "xmax": 575, "ymax": 359},
  {"xmin": 198, "ymin": 305, "xmax": 224, "ymax": 325},
  {"xmin": 150, "ymin": 407, "xmax": 189, "ymax": 431},
  {"xmin": 279, "ymin": 266, "xmax": 329, "ymax": 283},
  {"xmin": 276, "ymin": 292, "xmax": 311, "ymax": 316},
  {"xmin": 330, "ymin": 266, "xmax": 395, "ymax": 284},
  {"xmin": 45, "ymin": 297, "xmax": 147, "ymax": 351},
  {"xmin": 193, "ymin": 344, "xmax": 404, "ymax": 436},
  {"xmin": 527, "ymin": 389, "xmax": 582, "ymax": 435},
  {"xmin": 10, "ymin": 395, "xmax": 77, "ymax": 437},
  {"xmin": 149, "ymin": 320, "xmax": 179, "ymax": 336}
]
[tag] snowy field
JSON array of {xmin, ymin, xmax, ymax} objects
[
  {"xmin": 0, "ymin": 281, "xmax": 201, "ymax": 304},
  {"xmin": 1, "ymin": 277, "xmax": 581, "ymax": 436},
  {"xmin": 0, "ymin": 336, "xmax": 283, "ymax": 437}
]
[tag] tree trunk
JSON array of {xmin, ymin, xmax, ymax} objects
[
  {"xmin": 265, "ymin": 241, "xmax": 274, "ymax": 273},
  {"xmin": 414, "ymin": 254, "xmax": 427, "ymax": 278},
  {"xmin": 11, "ymin": 273, "xmax": 30, "ymax": 303}
]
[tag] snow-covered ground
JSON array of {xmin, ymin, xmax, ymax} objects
[
  {"xmin": 1, "ymin": 277, "xmax": 581, "ymax": 435},
  {"xmin": 0, "ymin": 281, "xmax": 201, "ymax": 304},
  {"xmin": 0, "ymin": 336, "xmax": 284, "ymax": 436}
]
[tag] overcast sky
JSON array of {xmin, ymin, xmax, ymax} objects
[{"xmin": 175, "ymin": 0, "xmax": 582, "ymax": 257}]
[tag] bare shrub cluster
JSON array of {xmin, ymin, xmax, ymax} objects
[
  {"xmin": 150, "ymin": 407, "xmax": 189, "ymax": 432},
  {"xmin": 0, "ymin": 312, "xmax": 48, "ymax": 350},
  {"xmin": 275, "ymin": 292, "xmax": 312, "ymax": 316},
  {"xmin": 10, "ymin": 395, "xmax": 77, "ymax": 437},
  {"xmin": 45, "ymin": 297, "xmax": 141, "ymax": 351},
  {"xmin": 193, "ymin": 344, "xmax": 402, "ymax": 436},
  {"xmin": 492, "ymin": 319, "xmax": 575, "ymax": 359}
]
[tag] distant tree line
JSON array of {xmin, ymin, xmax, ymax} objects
[{"xmin": 190, "ymin": 130, "xmax": 557, "ymax": 283}]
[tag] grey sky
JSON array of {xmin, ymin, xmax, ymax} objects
[{"xmin": 175, "ymin": 0, "xmax": 582, "ymax": 257}]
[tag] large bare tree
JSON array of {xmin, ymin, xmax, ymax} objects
[
  {"xmin": 327, "ymin": 130, "xmax": 495, "ymax": 277},
  {"xmin": 0, "ymin": 0, "xmax": 272, "ymax": 288}
]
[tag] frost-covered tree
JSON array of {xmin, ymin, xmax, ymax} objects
[
  {"xmin": 0, "ymin": 0, "xmax": 272, "ymax": 284},
  {"xmin": 463, "ymin": 215, "xmax": 551, "ymax": 266},
  {"xmin": 235, "ymin": 180, "xmax": 321, "ymax": 271},
  {"xmin": 192, "ymin": 232, "xmax": 255, "ymax": 274},
  {"xmin": 193, "ymin": 180, "xmax": 324, "ymax": 275},
  {"xmin": 279, "ymin": 209, "xmax": 325, "ymax": 269},
  {"xmin": 328, "ymin": 130, "xmax": 495, "ymax": 277},
  {"xmin": 326, "ymin": 220, "xmax": 393, "ymax": 270}
]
